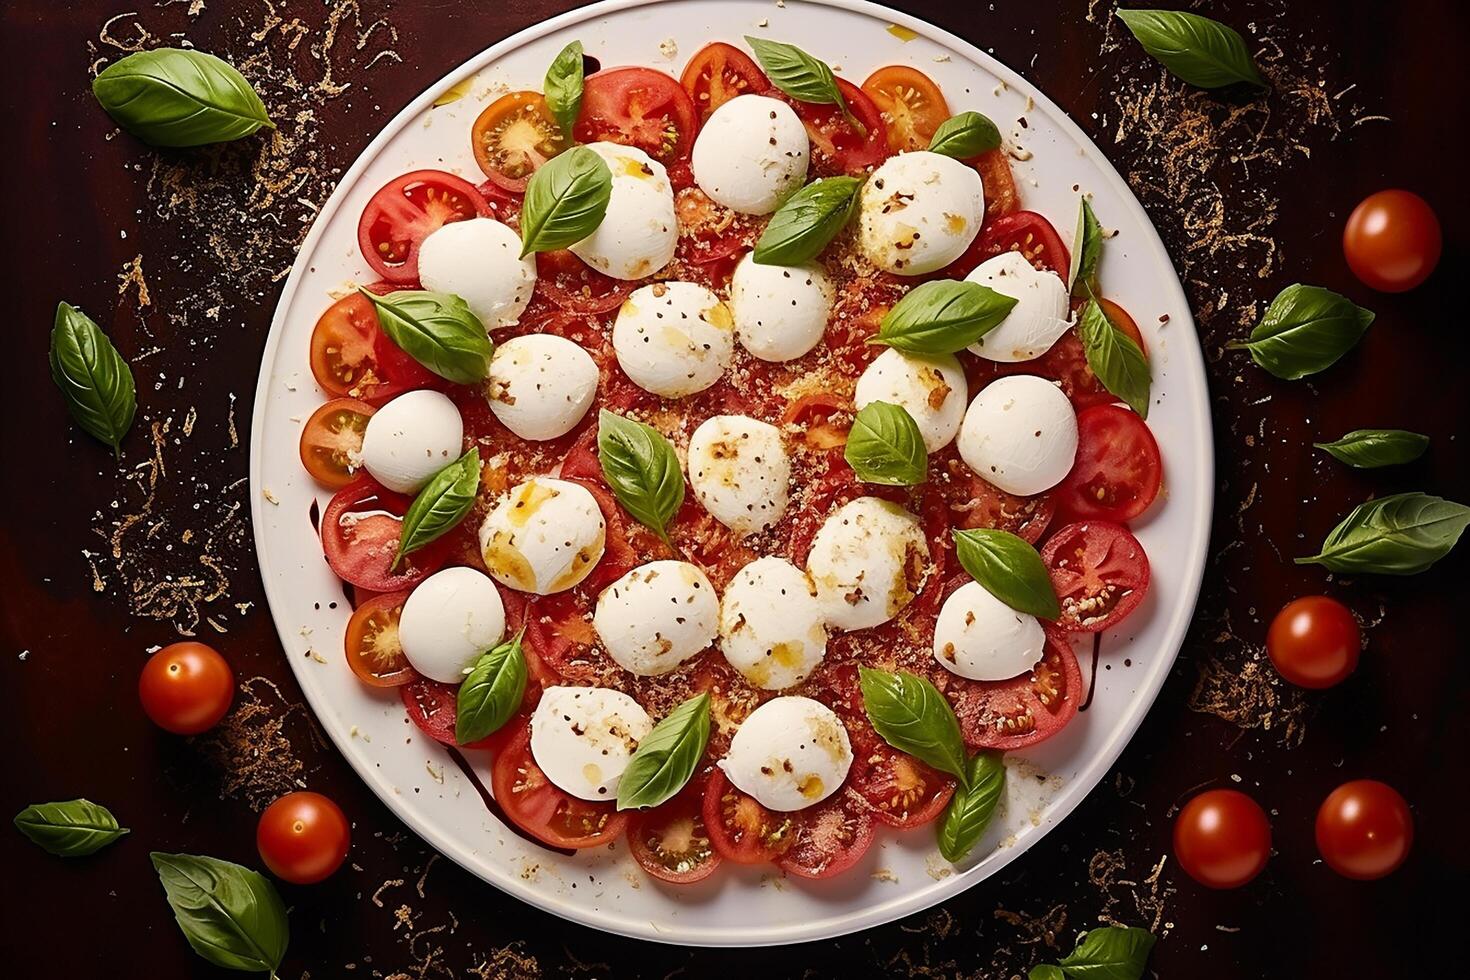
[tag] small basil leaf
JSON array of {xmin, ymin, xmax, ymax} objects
[
  {"xmin": 1077, "ymin": 297, "xmax": 1151, "ymax": 418},
  {"xmin": 14, "ymin": 799, "xmax": 129, "ymax": 857},
  {"xmin": 359, "ymin": 287, "xmax": 492, "ymax": 384},
  {"xmin": 1297, "ymin": 492, "xmax": 1470, "ymax": 576},
  {"xmin": 874, "ymin": 280, "xmax": 1018, "ymax": 355},
  {"xmin": 845, "ymin": 402, "xmax": 928, "ymax": 486},
  {"xmin": 519, "ymin": 144, "xmax": 612, "ymax": 256},
  {"xmin": 1231, "ymin": 284, "xmax": 1374, "ymax": 380},
  {"xmin": 927, "ymin": 110, "xmax": 1002, "ymax": 158},
  {"xmin": 1115, "ymin": 9, "xmax": 1266, "ymax": 89},
  {"xmin": 544, "ymin": 40, "xmax": 585, "ymax": 141},
  {"xmin": 858, "ymin": 668, "xmax": 969, "ymax": 784},
  {"xmin": 1057, "ymin": 924, "xmax": 1157, "ymax": 980},
  {"xmin": 953, "ymin": 528, "xmax": 1060, "ymax": 620},
  {"xmin": 456, "ymin": 630, "xmax": 528, "ymax": 745},
  {"xmin": 616, "ymin": 693, "xmax": 711, "ymax": 810},
  {"xmin": 752, "ymin": 176, "xmax": 863, "ymax": 265},
  {"xmin": 1313, "ymin": 429, "xmax": 1429, "ymax": 469},
  {"xmin": 397, "ymin": 448, "xmax": 480, "ymax": 568},
  {"xmin": 1029, "ymin": 967, "xmax": 1067, "ymax": 980},
  {"xmin": 1068, "ymin": 197, "xmax": 1103, "ymax": 296},
  {"xmin": 92, "ymin": 48, "xmax": 274, "ymax": 147},
  {"xmin": 49, "ymin": 302, "xmax": 137, "ymax": 458},
  {"xmin": 744, "ymin": 36, "xmax": 862, "ymax": 133},
  {"xmin": 150, "ymin": 852, "xmax": 289, "ymax": 974},
  {"xmin": 597, "ymin": 409, "xmax": 685, "ymax": 542},
  {"xmin": 937, "ymin": 751, "xmax": 1004, "ymax": 863}
]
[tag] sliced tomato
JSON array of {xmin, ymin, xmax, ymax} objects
[
  {"xmin": 860, "ymin": 65, "xmax": 950, "ymax": 153},
  {"xmin": 947, "ymin": 627, "xmax": 1084, "ymax": 751},
  {"xmin": 345, "ymin": 589, "xmax": 414, "ymax": 686},
  {"xmin": 299, "ymin": 398, "xmax": 375, "ymax": 489},
  {"xmin": 401, "ymin": 676, "xmax": 498, "ymax": 749},
  {"xmin": 668, "ymin": 499, "xmax": 756, "ymax": 590},
  {"xmin": 357, "ymin": 170, "xmax": 491, "ymax": 284},
  {"xmin": 308, "ymin": 291, "xmax": 438, "ymax": 405},
  {"xmin": 472, "ymin": 91, "xmax": 569, "ymax": 193},
  {"xmin": 703, "ymin": 769, "xmax": 797, "ymax": 864},
  {"xmin": 976, "ymin": 210, "xmax": 1070, "ymax": 275},
  {"xmin": 680, "ymin": 42, "xmax": 769, "ymax": 121},
  {"xmin": 850, "ymin": 741, "xmax": 954, "ymax": 829},
  {"xmin": 1054, "ymin": 405, "xmax": 1162, "ymax": 524},
  {"xmin": 782, "ymin": 392, "xmax": 851, "ymax": 450},
  {"xmin": 782, "ymin": 78, "xmax": 889, "ymax": 176},
  {"xmin": 943, "ymin": 458, "xmax": 1055, "ymax": 544},
  {"xmin": 321, "ymin": 477, "xmax": 451, "ymax": 592},
  {"xmin": 522, "ymin": 590, "xmax": 597, "ymax": 680},
  {"xmin": 575, "ymin": 67, "xmax": 698, "ymax": 165},
  {"xmin": 675, "ymin": 187, "xmax": 755, "ymax": 267},
  {"xmin": 490, "ymin": 723, "xmax": 628, "ymax": 848},
  {"xmin": 974, "ymin": 149, "xmax": 1020, "ymax": 224},
  {"xmin": 534, "ymin": 249, "xmax": 635, "ymax": 314},
  {"xmin": 627, "ymin": 780, "xmax": 722, "ymax": 883},
  {"xmin": 1041, "ymin": 521, "xmax": 1151, "ymax": 633},
  {"xmin": 777, "ymin": 791, "xmax": 876, "ymax": 880}
]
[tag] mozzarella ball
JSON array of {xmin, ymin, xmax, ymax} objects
[
  {"xmin": 569, "ymin": 142, "xmax": 677, "ymax": 281},
  {"xmin": 718, "ymin": 696, "xmax": 852, "ymax": 811},
  {"xmin": 479, "ymin": 477, "xmax": 605, "ymax": 595},
  {"xmin": 719, "ymin": 557, "xmax": 827, "ymax": 690},
  {"xmin": 958, "ymin": 375, "xmax": 1079, "ymax": 496},
  {"xmin": 486, "ymin": 334, "xmax": 597, "ymax": 441},
  {"xmin": 530, "ymin": 686, "xmax": 653, "ymax": 801},
  {"xmin": 398, "ymin": 567, "xmax": 507, "ymax": 683},
  {"xmin": 612, "ymin": 281, "xmax": 735, "ymax": 397},
  {"xmin": 359, "ymin": 389, "xmax": 464, "ymax": 494},
  {"xmin": 728, "ymin": 253, "xmax": 833, "ymax": 362},
  {"xmin": 593, "ymin": 561, "xmax": 719, "ymax": 676},
  {"xmin": 687, "ymin": 415, "xmax": 791, "ymax": 536},
  {"xmin": 417, "ymin": 217, "xmax": 536, "ymax": 330},
  {"xmin": 857, "ymin": 151, "xmax": 985, "ymax": 276},
  {"xmin": 965, "ymin": 251, "xmax": 1073, "ymax": 362},
  {"xmin": 933, "ymin": 580, "xmax": 1046, "ymax": 681},
  {"xmin": 854, "ymin": 348, "xmax": 968, "ymax": 452},
  {"xmin": 691, "ymin": 95, "xmax": 809, "ymax": 215},
  {"xmin": 806, "ymin": 496, "xmax": 928, "ymax": 632}
]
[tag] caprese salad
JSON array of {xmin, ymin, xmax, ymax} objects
[{"xmin": 296, "ymin": 36, "xmax": 1162, "ymax": 884}]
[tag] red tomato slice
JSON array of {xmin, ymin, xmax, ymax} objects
[
  {"xmin": 679, "ymin": 42, "xmax": 769, "ymax": 121},
  {"xmin": 976, "ymin": 210, "xmax": 1070, "ymax": 275},
  {"xmin": 1041, "ymin": 521, "xmax": 1151, "ymax": 633},
  {"xmin": 401, "ymin": 676, "xmax": 499, "ymax": 750},
  {"xmin": 299, "ymin": 398, "xmax": 375, "ymax": 489},
  {"xmin": 702, "ymin": 769, "xmax": 797, "ymax": 865},
  {"xmin": 777, "ymin": 791, "xmax": 876, "ymax": 880},
  {"xmin": 575, "ymin": 67, "xmax": 698, "ymax": 165},
  {"xmin": 344, "ymin": 589, "xmax": 414, "ymax": 686},
  {"xmin": 974, "ymin": 149, "xmax": 1020, "ymax": 224},
  {"xmin": 308, "ymin": 290, "xmax": 439, "ymax": 405},
  {"xmin": 357, "ymin": 170, "xmax": 491, "ymax": 284},
  {"xmin": 667, "ymin": 499, "xmax": 757, "ymax": 591},
  {"xmin": 781, "ymin": 78, "xmax": 890, "ymax": 176},
  {"xmin": 533, "ymin": 249, "xmax": 635, "ymax": 314},
  {"xmin": 627, "ymin": 780, "xmax": 723, "ymax": 883},
  {"xmin": 941, "ymin": 455, "xmax": 1056, "ymax": 544},
  {"xmin": 522, "ymin": 591, "xmax": 597, "ymax": 680},
  {"xmin": 860, "ymin": 65, "xmax": 951, "ymax": 153},
  {"xmin": 471, "ymin": 90, "xmax": 569, "ymax": 193},
  {"xmin": 490, "ymin": 723, "xmax": 629, "ymax": 849},
  {"xmin": 320, "ymin": 477, "xmax": 451, "ymax": 592},
  {"xmin": 782, "ymin": 392, "xmax": 852, "ymax": 450},
  {"xmin": 947, "ymin": 627, "xmax": 1084, "ymax": 751},
  {"xmin": 849, "ymin": 740, "xmax": 954, "ymax": 829},
  {"xmin": 1054, "ymin": 405, "xmax": 1163, "ymax": 524}
]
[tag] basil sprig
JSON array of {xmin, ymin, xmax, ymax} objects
[
  {"xmin": 14, "ymin": 799, "xmax": 129, "ymax": 857},
  {"xmin": 1314, "ymin": 429, "xmax": 1429, "ymax": 469},
  {"xmin": 456, "ymin": 630, "xmax": 528, "ymax": 745},
  {"xmin": 543, "ymin": 40, "xmax": 585, "ymax": 141},
  {"xmin": 396, "ymin": 448, "xmax": 480, "ymax": 569},
  {"xmin": 597, "ymin": 409, "xmax": 685, "ymax": 543},
  {"xmin": 93, "ymin": 48, "xmax": 274, "ymax": 147},
  {"xmin": 1068, "ymin": 197, "xmax": 1103, "ymax": 297},
  {"xmin": 752, "ymin": 176, "xmax": 862, "ymax": 265},
  {"xmin": 50, "ymin": 302, "xmax": 137, "ymax": 458},
  {"xmin": 954, "ymin": 528, "xmax": 1060, "ymax": 620},
  {"xmin": 359, "ymin": 287, "xmax": 492, "ymax": 384},
  {"xmin": 519, "ymin": 145, "xmax": 612, "ymax": 256},
  {"xmin": 1115, "ymin": 9, "xmax": 1266, "ymax": 90},
  {"xmin": 1231, "ymin": 284, "xmax": 1374, "ymax": 380},
  {"xmin": 1077, "ymin": 297, "xmax": 1151, "ymax": 418},
  {"xmin": 151, "ymin": 852, "xmax": 289, "ymax": 975},
  {"xmin": 927, "ymin": 111, "xmax": 1001, "ymax": 159},
  {"xmin": 744, "ymin": 36, "xmax": 863, "ymax": 133},
  {"xmin": 858, "ymin": 668, "xmax": 968, "ymax": 783},
  {"xmin": 937, "ymin": 752, "xmax": 1005, "ymax": 863},
  {"xmin": 845, "ymin": 402, "xmax": 928, "ymax": 486},
  {"xmin": 1029, "ymin": 925, "xmax": 1157, "ymax": 980},
  {"xmin": 1297, "ymin": 492, "xmax": 1469, "ymax": 576},
  {"xmin": 617, "ymin": 693, "xmax": 711, "ymax": 810},
  {"xmin": 873, "ymin": 280, "xmax": 1018, "ymax": 355}
]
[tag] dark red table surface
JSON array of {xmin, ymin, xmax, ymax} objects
[{"xmin": 2, "ymin": 1, "xmax": 1467, "ymax": 976}]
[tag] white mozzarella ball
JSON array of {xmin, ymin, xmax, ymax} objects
[
  {"xmin": 530, "ymin": 686, "xmax": 653, "ymax": 801},
  {"xmin": 398, "ymin": 567, "xmax": 507, "ymax": 683},
  {"xmin": 691, "ymin": 95, "xmax": 809, "ymax": 215},
  {"xmin": 933, "ymin": 580, "xmax": 1045, "ymax": 681},
  {"xmin": 728, "ymin": 253, "xmax": 832, "ymax": 362},
  {"xmin": 718, "ymin": 696, "xmax": 852, "ymax": 811},
  {"xmin": 719, "ymin": 557, "xmax": 827, "ymax": 690},
  {"xmin": 856, "ymin": 151, "xmax": 985, "ymax": 276},
  {"xmin": 417, "ymin": 217, "xmax": 537, "ymax": 330},
  {"xmin": 486, "ymin": 334, "xmax": 597, "ymax": 441},
  {"xmin": 593, "ymin": 560, "xmax": 719, "ymax": 676},
  {"xmin": 359, "ymin": 389, "xmax": 464, "ymax": 494},
  {"xmin": 806, "ymin": 496, "xmax": 928, "ymax": 632},
  {"xmin": 612, "ymin": 281, "xmax": 735, "ymax": 397},
  {"xmin": 479, "ymin": 477, "xmax": 605, "ymax": 594},
  {"xmin": 854, "ymin": 348, "xmax": 968, "ymax": 452},
  {"xmin": 687, "ymin": 415, "xmax": 791, "ymax": 535},
  {"xmin": 958, "ymin": 375, "xmax": 1079, "ymax": 496},
  {"xmin": 569, "ymin": 142, "xmax": 677, "ymax": 281},
  {"xmin": 965, "ymin": 251, "xmax": 1073, "ymax": 362}
]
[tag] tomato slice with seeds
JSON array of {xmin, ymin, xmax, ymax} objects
[
  {"xmin": 1054, "ymin": 405, "xmax": 1163, "ymax": 524},
  {"xmin": 976, "ymin": 210, "xmax": 1070, "ymax": 275},
  {"xmin": 974, "ymin": 149, "xmax": 1020, "ymax": 224},
  {"xmin": 940, "ymin": 454, "xmax": 1056, "ymax": 545},
  {"xmin": 777, "ymin": 791, "xmax": 876, "ymax": 880},
  {"xmin": 401, "ymin": 676, "xmax": 499, "ymax": 750},
  {"xmin": 947, "ymin": 627, "xmax": 1084, "ymax": 751},
  {"xmin": 491, "ymin": 723, "xmax": 628, "ymax": 849},
  {"xmin": 534, "ymin": 249, "xmax": 635, "ymax": 314},
  {"xmin": 321, "ymin": 477, "xmax": 452, "ymax": 593},
  {"xmin": 781, "ymin": 79, "xmax": 889, "ymax": 176},
  {"xmin": 782, "ymin": 392, "xmax": 851, "ymax": 450},
  {"xmin": 472, "ymin": 90, "xmax": 570, "ymax": 193},
  {"xmin": 679, "ymin": 42, "xmax": 769, "ymax": 122},
  {"xmin": 1041, "ymin": 521, "xmax": 1151, "ymax": 633},
  {"xmin": 575, "ymin": 67, "xmax": 698, "ymax": 165},
  {"xmin": 522, "ymin": 590, "xmax": 598, "ymax": 681},
  {"xmin": 627, "ymin": 780, "xmax": 723, "ymax": 884},
  {"xmin": 357, "ymin": 170, "xmax": 492, "ymax": 284},
  {"xmin": 308, "ymin": 291, "xmax": 439, "ymax": 405},
  {"xmin": 703, "ymin": 768, "xmax": 797, "ymax": 864},
  {"xmin": 299, "ymin": 398, "xmax": 375, "ymax": 489},
  {"xmin": 860, "ymin": 65, "xmax": 951, "ymax": 153},
  {"xmin": 850, "ymin": 739, "xmax": 954, "ymax": 830},
  {"xmin": 344, "ymin": 590, "xmax": 414, "ymax": 687}
]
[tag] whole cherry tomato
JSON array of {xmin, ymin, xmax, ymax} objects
[
  {"xmin": 1173, "ymin": 788, "xmax": 1272, "ymax": 889},
  {"xmin": 1342, "ymin": 189, "xmax": 1441, "ymax": 292},
  {"xmin": 1315, "ymin": 780, "xmax": 1413, "ymax": 880},
  {"xmin": 1266, "ymin": 596, "xmax": 1361, "ymax": 689},
  {"xmin": 257, "ymin": 791, "xmax": 352, "ymax": 884},
  {"xmin": 138, "ymin": 642, "xmax": 235, "ymax": 735}
]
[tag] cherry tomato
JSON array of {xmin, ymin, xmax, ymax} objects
[
  {"xmin": 777, "ymin": 791, "xmax": 876, "ymax": 880},
  {"xmin": 138, "ymin": 642, "xmax": 235, "ymax": 735},
  {"xmin": 679, "ymin": 42, "xmax": 769, "ymax": 121},
  {"xmin": 976, "ymin": 210, "xmax": 1070, "ymax": 275},
  {"xmin": 344, "ymin": 590, "xmax": 414, "ymax": 687},
  {"xmin": 307, "ymin": 290, "xmax": 438, "ymax": 405},
  {"xmin": 320, "ymin": 477, "xmax": 452, "ymax": 593},
  {"xmin": 626, "ymin": 781, "xmax": 722, "ymax": 883},
  {"xmin": 575, "ymin": 67, "xmax": 698, "ymax": 165},
  {"xmin": 471, "ymin": 91, "xmax": 569, "ymax": 193},
  {"xmin": 1041, "ymin": 521, "xmax": 1151, "ymax": 633},
  {"xmin": 257, "ymin": 791, "xmax": 351, "ymax": 885},
  {"xmin": 781, "ymin": 78, "xmax": 889, "ymax": 176},
  {"xmin": 702, "ymin": 769, "xmax": 796, "ymax": 864},
  {"xmin": 1343, "ymin": 189, "xmax": 1441, "ymax": 292},
  {"xmin": 1315, "ymin": 780, "xmax": 1413, "ymax": 880},
  {"xmin": 1053, "ymin": 405, "xmax": 1163, "ymax": 524},
  {"xmin": 490, "ymin": 723, "xmax": 628, "ymax": 849},
  {"xmin": 947, "ymin": 627, "xmax": 1084, "ymax": 751},
  {"xmin": 1173, "ymin": 789, "xmax": 1272, "ymax": 889},
  {"xmin": 861, "ymin": 65, "xmax": 951, "ymax": 152},
  {"xmin": 299, "ymin": 398, "xmax": 375, "ymax": 489},
  {"xmin": 357, "ymin": 170, "xmax": 491, "ymax": 284},
  {"xmin": 1266, "ymin": 596, "xmax": 1361, "ymax": 689}
]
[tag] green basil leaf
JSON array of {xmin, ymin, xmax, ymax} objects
[
  {"xmin": 937, "ymin": 751, "xmax": 1004, "ymax": 863},
  {"xmin": 953, "ymin": 528, "xmax": 1060, "ymax": 620},
  {"xmin": 617, "ymin": 693, "xmax": 711, "ymax": 810},
  {"xmin": 49, "ymin": 302, "xmax": 137, "ymax": 458},
  {"xmin": 858, "ymin": 668, "xmax": 968, "ymax": 784},
  {"xmin": 1077, "ymin": 297, "xmax": 1151, "ymax": 418},
  {"xmin": 927, "ymin": 110, "xmax": 1002, "ymax": 158},
  {"xmin": 845, "ymin": 401, "xmax": 928, "ymax": 486},
  {"xmin": 1297, "ymin": 492, "xmax": 1470, "ymax": 576},
  {"xmin": 92, "ymin": 48, "xmax": 274, "ymax": 147},
  {"xmin": 744, "ymin": 36, "xmax": 861, "ymax": 133},
  {"xmin": 456, "ymin": 630, "xmax": 528, "ymax": 745},
  {"xmin": 874, "ymin": 280, "xmax": 1018, "ymax": 355},
  {"xmin": 752, "ymin": 176, "xmax": 863, "ymax": 265},
  {"xmin": 397, "ymin": 448, "xmax": 480, "ymax": 569},
  {"xmin": 597, "ymin": 409, "xmax": 685, "ymax": 542},
  {"xmin": 1068, "ymin": 197, "xmax": 1103, "ymax": 297},
  {"xmin": 544, "ymin": 40, "xmax": 585, "ymax": 141},
  {"xmin": 1029, "ymin": 967, "xmax": 1067, "ymax": 980},
  {"xmin": 1313, "ymin": 429, "xmax": 1429, "ymax": 469},
  {"xmin": 1115, "ymin": 9, "xmax": 1266, "ymax": 89},
  {"xmin": 150, "ymin": 852, "xmax": 289, "ymax": 974},
  {"xmin": 1057, "ymin": 924, "xmax": 1157, "ymax": 980},
  {"xmin": 14, "ymin": 799, "xmax": 129, "ymax": 857},
  {"xmin": 519, "ymin": 144, "xmax": 612, "ymax": 256},
  {"xmin": 359, "ymin": 287, "xmax": 492, "ymax": 384},
  {"xmin": 1231, "ymin": 284, "xmax": 1374, "ymax": 380}
]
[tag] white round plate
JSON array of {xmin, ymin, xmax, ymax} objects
[{"xmin": 250, "ymin": 0, "xmax": 1211, "ymax": 947}]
